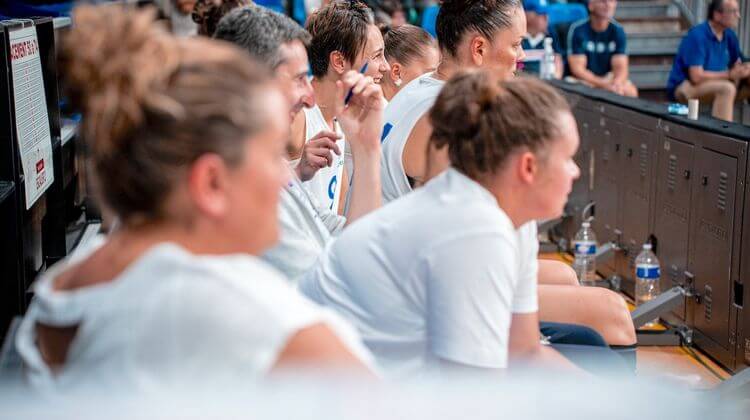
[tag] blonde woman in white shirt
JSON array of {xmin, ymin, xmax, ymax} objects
[{"xmin": 15, "ymin": 5, "xmax": 375, "ymax": 390}]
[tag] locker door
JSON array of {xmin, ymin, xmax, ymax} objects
[
  {"xmin": 652, "ymin": 138, "xmax": 694, "ymax": 321},
  {"xmin": 690, "ymin": 148, "xmax": 737, "ymax": 351},
  {"xmin": 590, "ymin": 116, "xmax": 621, "ymax": 276},
  {"xmin": 617, "ymin": 124, "xmax": 658, "ymax": 291}
]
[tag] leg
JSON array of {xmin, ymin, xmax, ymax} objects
[
  {"xmin": 538, "ymin": 259, "xmax": 579, "ymax": 286},
  {"xmin": 622, "ymin": 79, "xmax": 638, "ymax": 98},
  {"xmin": 676, "ymin": 79, "xmax": 737, "ymax": 121},
  {"xmin": 538, "ymin": 285, "xmax": 636, "ymax": 346}
]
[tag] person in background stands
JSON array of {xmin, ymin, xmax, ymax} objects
[
  {"xmin": 567, "ymin": 0, "xmax": 637, "ymax": 97},
  {"xmin": 667, "ymin": 0, "xmax": 750, "ymax": 122},
  {"xmin": 520, "ymin": 0, "xmax": 563, "ymax": 79},
  {"xmin": 381, "ymin": 24, "xmax": 440, "ymax": 102}
]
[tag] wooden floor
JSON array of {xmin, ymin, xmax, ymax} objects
[{"xmin": 539, "ymin": 252, "xmax": 731, "ymax": 388}]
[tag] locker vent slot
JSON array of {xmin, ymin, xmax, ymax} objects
[
  {"xmin": 704, "ymin": 285, "xmax": 713, "ymax": 322},
  {"xmin": 717, "ymin": 172, "xmax": 728, "ymax": 211},
  {"xmin": 639, "ymin": 143, "xmax": 648, "ymax": 177},
  {"xmin": 667, "ymin": 154, "xmax": 677, "ymax": 191}
]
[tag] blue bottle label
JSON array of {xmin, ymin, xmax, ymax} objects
[
  {"xmin": 574, "ymin": 241, "xmax": 597, "ymax": 255},
  {"xmin": 636, "ymin": 265, "xmax": 660, "ymax": 279}
]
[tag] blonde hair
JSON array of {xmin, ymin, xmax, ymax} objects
[{"xmin": 61, "ymin": 5, "xmax": 272, "ymax": 225}]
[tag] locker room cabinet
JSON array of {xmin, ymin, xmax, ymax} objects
[{"xmin": 652, "ymin": 136, "xmax": 694, "ymax": 322}]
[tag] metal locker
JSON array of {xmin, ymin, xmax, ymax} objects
[
  {"xmin": 614, "ymin": 114, "xmax": 658, "ymax": 296},
  {"xmin": 652, "ymin": 137, "xmax": 695, "ymax": 322},
  {"xmin": 689, "ymin": 146, "xmax": 741, "ymax": 368},
  {"xmin": 590, "ymin": 114, "xmax": 621, "ymax": 277}
]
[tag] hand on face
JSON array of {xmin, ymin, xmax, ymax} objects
[
  {"xmin": 295, "ymin": 130, "xmax": 342, "ymax": 182},
  {"xmin": 334, "ymin": 70, "xmax": 385, "ymax": 152}
]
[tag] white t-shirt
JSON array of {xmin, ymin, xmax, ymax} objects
[
  {"xmin": 302, "ymin": 105, "xmax": 346, "ymax": 212},
  {"xmin": 299, "ymin": 168, "xmax": 539, "ymax": 378},
  {"xmin": 262, "ymin": 166, "xmax": 346, "ymax": 283},
  {"xmin": 16, "ymin": 241, "xmax": 372, "ymax": 390},
  {"xmin": 380, "ymin": 73, "xmax": 444, "ymax": 203}
]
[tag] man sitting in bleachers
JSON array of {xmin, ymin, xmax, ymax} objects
[
  {"xmin": 566, "ymin": 0, "xmax": 637, "ymax": 97},
  {"xmin": 667, "ymin": 0, "xmax": 750, "ymax": 122},
  {"xmin": 520, "ymin": 0, "xmax": 563, "ymax": 79}
]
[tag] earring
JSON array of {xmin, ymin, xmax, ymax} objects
[{"xmin": 394, "ymin": 78, "xmax": 402, "ymax": 87}]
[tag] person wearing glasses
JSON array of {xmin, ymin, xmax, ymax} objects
[
  {"xmin": 566, "ymin": 0, "xmax": 637, "ymax": 97},
  {"xmin": 667, "ymin": 0, "xmax": 750, "ymax": 122}
]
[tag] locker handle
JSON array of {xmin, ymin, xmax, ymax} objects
[
  {"xmin": 684, "ymin": 170, "xmax": 690, "ymax": 180},
  {"xmin": 701, "ymin": 176, "xmax": 708, "ymax": 186},
  {"xmin": 615, "ymin": 144, "xmax": 620, "ymax": 152},
  {"xmin": 627, "ymin": 148, "xmax": 633, "ymax": 157}
]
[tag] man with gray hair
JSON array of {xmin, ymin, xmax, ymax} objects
[{"xmin": 214, "ymin": 5, "xmax": 386, "ymax": 283}]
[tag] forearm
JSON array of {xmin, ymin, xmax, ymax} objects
[
  {"xmin": 344, "ymin": 144, "xmax": 381, "ymax": 224},
  {"xmin": 611, "ymin": 66, "xmax": 628, "ymax": 85},
  {"xmin": 573, "ymin": 67, "xmax": 610, "ymax": 88},
  {"xmin": 692, "ymin": 69, "xmax": 731, "ymax": 84}
]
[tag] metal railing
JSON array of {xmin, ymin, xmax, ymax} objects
[{"xmin": 672, "ymin": 0, "xmax": 706, "ymax": 25}]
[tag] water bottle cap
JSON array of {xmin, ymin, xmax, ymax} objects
[
  {"xmin": 582, "ymin": 222, "xmax": 590, "ymax": 228},
  {"xmin": 643, "ymin": 243, "xmax": 652, "ymax": 250}
]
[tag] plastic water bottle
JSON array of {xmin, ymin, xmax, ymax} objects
[
  {"xmin": 573, "ymin": 222, "xmax": 597, "ymax": 286},
  {"xmin": 635, "ymin": 243, "xmax": 661, "ymax": 327},
  {"xmin": 540, "ymin": 37, "xmax": 555, "ymax": 80}
]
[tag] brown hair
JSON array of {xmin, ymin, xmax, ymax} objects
[
  {"xmin": 429, "ymin": 71, "xmax": 571, "ymax": 180},
  {"xmin": 384, "ymin": 24, "xmax": 435, "ymax": 66},
  {"xmin": 192, "ymin": 0, "xmax": 252, "ymax": 36},
  {"xmin": 61, "ymin": 5, "xmax": 271, "ymax": 226},
  {"xmin": 305, "ymin": 0, "xmax": 373, "ymax": 78}
]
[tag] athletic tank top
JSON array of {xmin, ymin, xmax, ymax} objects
[
  {"xmin": 302, "ymin": 105, "xmax": 347, "ymax": 211},
  {"xmin": 380, "ymin": 73, "xmax": 444, "ymax": 203}
]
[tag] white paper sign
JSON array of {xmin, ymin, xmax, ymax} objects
[{"xmin": 9, "ymin": 24, "xmax": 54, "ymax": 209}]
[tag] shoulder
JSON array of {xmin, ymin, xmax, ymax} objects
[
  {"xmin": 610, "ymin": 20, "xmax": 626, "ymax": 37},
  {"xmin": 568, "ymin": 19, "xmax": 590, "ymax": 36}
]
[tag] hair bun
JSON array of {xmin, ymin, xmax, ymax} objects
[{"xmin": 61, "ymin": 5, "xmax": 181, "ymax": 158}]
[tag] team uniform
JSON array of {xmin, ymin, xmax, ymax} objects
[{"xmin": 301, "ymin": 105, "xmax": 346, "ymax": 211}]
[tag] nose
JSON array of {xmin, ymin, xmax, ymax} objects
[
  {"xmin": 301, "ymin": 78, "xmax": 315, "ymax": 108},
  {"xmin": 380, "ymin": 57, "xmax": 391, "ymax": 75}
]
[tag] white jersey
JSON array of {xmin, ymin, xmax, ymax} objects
[
  {"xmin": 299, "ymin": 169, "xmax": 539, "ymax": 378},
  {"xmin": 380, "ymin": 73, "xmax": 444, "ymax": 203},
  {"xmin": 302, "ymin": 105, "xmax": 346, "ymax": 212},
  {"xmin": 16, "ymin": 241, "xmax": 375, "ymax": 390}
]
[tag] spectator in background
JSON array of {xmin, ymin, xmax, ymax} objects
[
  {"xmin": 567, "ymin": 0, "xmax": 637, "ymax": 97},
  {"xmin": 192, "ymin": 0, "xmax": 251, "ymax": 36},
  {"xmin": 382, "ymin": 24, "xmax": 439, "ymax": 101},
  {"xmin": 520, "ymin": 0, "xmax": 563, "ymax": 78},
  {"xmin": 667, "ymin": 0, "xmax": 750, "ymax": 122},
  {"xmin": 154, "ymin": 0, "xmax": 199, "ymax": 36}
]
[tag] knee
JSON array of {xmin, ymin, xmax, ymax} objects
[
  {"xmin": 599, "ymin": 289, "xmax": 636, "ymax": 345},
  {"xmin": 715, "ymin": 80, "xmax": 737, "ymax": 100}
]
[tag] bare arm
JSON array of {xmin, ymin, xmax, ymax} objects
[
  {"xmin": 270, "ymin": 323, "xmax": 375, "ymax": 377},
  {"xmin": 402, "ymin": 114, "xmax": 433, "ymax": 184},
  {"xmin": 610, "ymin": 54, "xmax": 629, "ymax": 85},
  {"xmin": 554, "ymin": 54, "xmax": 564, "ymax": 79},
  {"xmin": 568, "ymin": 54, "xmax": 610, "ymax": 89},
  {"xmin": 334, "ymin": 72, "xmax": 385, "ymax": 224},
  {"xmin": 689, "ymin": 61, "xmax": 748, "ymax": 84}
]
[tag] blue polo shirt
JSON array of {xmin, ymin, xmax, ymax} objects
[
  {"xmin": 567, "ymin": 19, "xmax": 627, "ymax": 76},
  {"xmin": 666, "ymin": 22, "xmax": 745, "ymax": 100}
]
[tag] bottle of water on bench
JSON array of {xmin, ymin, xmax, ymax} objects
[
  {"xmin": 573, "ymin": 222, "xmax": 597, "ymax": 286},
  {"xmin": 540, "ymin": 37, "xmax": 555, "ymax": 80},
  {"xmin": 635, "ymin": 243, "xmax": 661, "ymax": 328}
]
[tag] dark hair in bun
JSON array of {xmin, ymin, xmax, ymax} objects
[
  {"xmin": 436, "ymin": 0, "xmax": 522, "ymax": 57},
  {"xmin": 429, "ymin": 71, "xmax": 571, "ymax": 179}
]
